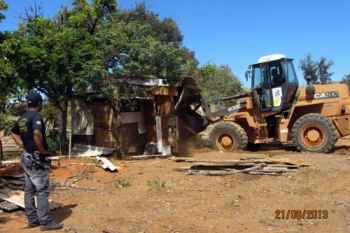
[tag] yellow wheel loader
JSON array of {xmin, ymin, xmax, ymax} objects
[{"xmin": 175, "ymin": 54, "xmax": 350, "ymax": 153}]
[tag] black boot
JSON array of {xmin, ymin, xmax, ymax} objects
[
  {"xmin": 27, "ymin": 220, "xmax": 40, "ymax": 228},
  {"xmin": 40, "ymin": 222, "xmax": 64, "ymax": 231}
]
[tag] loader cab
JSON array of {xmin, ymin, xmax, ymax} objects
[{"xmin": 249, "ymin": 54, "xmax": 299, "ymax": 113}]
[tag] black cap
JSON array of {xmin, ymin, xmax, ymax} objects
[{"xmin": 26, "ymin": 92, "xmax": 43, "ymax": 107}]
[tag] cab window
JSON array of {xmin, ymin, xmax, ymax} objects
[
  {"xmin": 252, "ymin": 65, "xmax": 268, "ymax": 89},
  {"xmin": 283, "ymin": 61, "xmax": 298, "ymax": 85},
  {"xmin": 269, "ymin": 62, "xmax": 285, "ymax": 87}
]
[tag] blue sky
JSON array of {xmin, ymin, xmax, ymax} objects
[{"xmin": 1, "ymin": 0, "xmax": 350, "ymax": 87}]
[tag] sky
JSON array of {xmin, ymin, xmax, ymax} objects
[{"xmin": 1, "ymin": 0, "xmax": 350, "ymax": 87}]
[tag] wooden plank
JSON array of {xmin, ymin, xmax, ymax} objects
[
  {"xmin": 0, "ymin": 200, "xmax": 21, "ymax": 212},
  {"xmin": 0, "ymin": 189, "xmax": 63, "ymax": 210},
  {"xmin": 126, "ymin": 154, "xmax": 171, "ymax": 160},
  {"xmin": 185, "ymin": 164, "xmax": 264, "ymax": 176},
  {"xmin": 247, "ymin": 171, "xmax": 282, "ymax": 176},
  {"xmin": 171, "ymin": 157, "xmax": 310, "ymax": 167},
  {"xmin": 189, "ymin": 163, "xmax": 260, "ymax": 170},
  {"xmin": 0, "ymin": 136, "xmax": 22, "ymax": 154},
  {"xmin": 171, "ymin": 157, "xmax": 267, "ymax": 163},
  {"xmin": 186, "ymin": 170, "xmax": 239, "ymax": 176},
  {"xmin": 171, "ymin": 157, "xmax": 243, "ymax": 163},
  {"xmin": 0, "ymin": 189, "xmax": 25, "ymax": 208},
  {"xmin": 0, "ymin": 178, "xmax": 24, "ymax": 186}
]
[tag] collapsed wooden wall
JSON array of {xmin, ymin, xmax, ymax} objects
[
  {"xmin": 91, "ymin": 100, "xmax": 147, "ymax": 154},
  {"xmin": 91, "ymin": 100, "xmax": 117, "ymax": 148}
]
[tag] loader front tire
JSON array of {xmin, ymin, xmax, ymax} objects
[
  {"xmin": 209, "ymin": 122, "xmax": 248, "ymax": 152},
  {"xmin": 292, "ymin": 113, "xmax": 337, "ymax": 153}
]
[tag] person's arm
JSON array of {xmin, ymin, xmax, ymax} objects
[
  {"xmin": 33, "ymin": 129, "xmax": 49, "ymax": 155},
  {"xmin": 11, "ymin": 133, "xmax": 24, "ymax": 148},
  {"xmin": 32, "ymin": 114, "xmax": 49, "ymax": 156},
  {"xmin": 11, "ymin": 122, "xmax": 24, "ymax": 148}
]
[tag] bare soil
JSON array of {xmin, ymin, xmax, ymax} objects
[{"xmin": 2, "ymin": 139, "xmax": 350, "ymax": 233}]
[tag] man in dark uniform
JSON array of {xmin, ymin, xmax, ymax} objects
[{"xmin": 11, "ymin": 92, "xmax": 63, "ymax": 231}]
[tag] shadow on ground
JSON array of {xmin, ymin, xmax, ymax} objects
[
  {"xmin": 0, "ymin": 216, "xmax": 9, "ymax": 224},
  {"xmin": 51, "ymin": 204, "xmax": 77, "ymax": 223}
]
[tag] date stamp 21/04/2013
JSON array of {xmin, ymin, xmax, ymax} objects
[{"xmin": 275, "ymin": 209, "xmax": 328, "ymax": 220}]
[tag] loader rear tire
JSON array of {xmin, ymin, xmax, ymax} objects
[
  {"xmin": 292, "ymin": 113, "xmax": 337, "ymax": 153},
  {"xmin": 209, "ymin": 122, "xmax": 248, "ymax": 152}
]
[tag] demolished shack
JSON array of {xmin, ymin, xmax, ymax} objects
[
  {"xmin": 69, "ymin": 77, "xmax": 203, "ymax": 157},
  {"xmin": 0, "ymin": 77, "xmax": 207, "ymax": 160}
]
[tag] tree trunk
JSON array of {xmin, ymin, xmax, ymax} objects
[
  {"xmin": 0, "ymin": 138, "xmax": 3, "ymax": 163},
  {"xmin": 59, "ymin": 99, "xmax": 68, "ymax": 154}
]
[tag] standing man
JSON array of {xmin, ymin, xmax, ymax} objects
[{"xmin": 11, "ymin": 92, "xmax": 63, "ymax": 231}]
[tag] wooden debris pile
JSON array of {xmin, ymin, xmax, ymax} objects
[
  {"xmin": 126, "ymin": 154, "xmax": 171, "ymax": 161},
  {"xmin": 0, "ymin": 168, "xmax": 64, "ymax": 212},
  {"xmin": 0, "ymin": 189, "xmax": 25, "ymax": 211},
  {"xmin": 0, "ymin": 136, "xmax": 22, "ymax": 156},
  {"xmin": 0, "ymin": 172, "xmax": 25, "ymax": 212},
  {"xmin": 173, "ymin": 157, "xmax": 309, "ymax": 176},
  {"xmin": 0, "ymin": 198, "xmax": 21, "ymax": 212},
  {"xmin": 0, "ymin": 174, "xmax": 25, "ymax": 191}
]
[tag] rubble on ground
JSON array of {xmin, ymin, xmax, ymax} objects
[{"xmin": 173, "ymin": 157, "xmax": 309, "ymax": 176}]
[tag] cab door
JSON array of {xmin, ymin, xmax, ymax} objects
[
  {"xmin": 252, "ymin": 61, "xmax": 286, "ymax": 112},
  {"xmin": 268, "ymin": 61, "xmax": 286, "ymax": 112}
]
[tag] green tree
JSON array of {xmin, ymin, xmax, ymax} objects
[
  {"xmin": 8, "ymin": 1, "xmax": 107, "ymax": 148},
  {"xmin": 0, "ymin": 0, "xmax": 10, "ymax": 98},
  {"xmin": 3, "ymin": 0, "xmax": 198, "ymax": 147},
  {"xmin": 0, "ymin": 0, "xmax": 13, "ymax": 110},
  {"xmin": 0, "ymin": 0, "xmax": 16, "ymax": 131},
  {"xmin": 99, "ymin": 3, "xmax": 197, "ymax": 84},
  {"xmin": 0, "ymin": 34, "xmax": 18, "ymax": 110},
  {"xmin": 341, "ymin": 73, "xmax": 350, "ymax": 87},
  {"xmin": 0, "ymin": 0, "xmax": 7, "ymax": 22},
  {"xmin": 300, "ymin": 54, "xmax": 334, "ymax": 84},
  {"xmin": 197, "ymin": 63, "xmax": 242, "ymax": 105},
  {"xmin": 318, "ymin": 57, "xmax": 334, "ymax": 84},
  {"xmin": 300, "ymin": 54, "xmax": 318, "ymax": 84}
]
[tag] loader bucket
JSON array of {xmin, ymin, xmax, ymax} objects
[{"xmin": 175, "ymin": 77, "xmax": 208, "ymax": 135}]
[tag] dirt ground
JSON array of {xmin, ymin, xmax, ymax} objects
[{"xmin": 1, "ymin": 139, "xmax": 350, "ymax": 233}]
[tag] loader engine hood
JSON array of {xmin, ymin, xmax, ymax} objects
[{"xmin": 297, "ymin": 83, "xmax": 350, "ymax": 101}]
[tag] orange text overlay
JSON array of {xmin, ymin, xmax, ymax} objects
[{"xmin": 275, "ymin": 209, "xmax": 328, "ymax": 220}]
